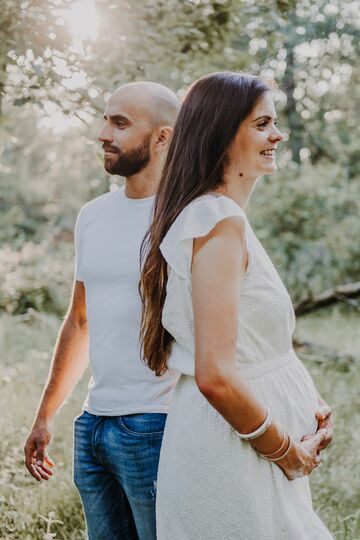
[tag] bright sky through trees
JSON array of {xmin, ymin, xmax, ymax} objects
[
  {"xmin": 62, "ymin": 0, "xmax": 99, "ymax": 41},
  {"xmin": 41, "ymin": 0, "xmax": 100, "ymax": 132}
]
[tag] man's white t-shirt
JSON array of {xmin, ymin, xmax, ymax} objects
[{"xmin": 74, "ymin": 185, "xmax": 179, "ymax": 416}]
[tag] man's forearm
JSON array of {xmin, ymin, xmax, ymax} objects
[{"xmin": 34, "ymin": 317, "xmax": 89, "ymax": 424}]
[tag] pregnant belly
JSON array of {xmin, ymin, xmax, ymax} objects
[{"xmin": 246, "ymin": 357, "xmax": 319, "ymax": 441}]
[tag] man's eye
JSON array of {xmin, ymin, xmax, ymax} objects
[{"xmin": 257, "ymin": 122, "xmax": 267, "ymax": 128}]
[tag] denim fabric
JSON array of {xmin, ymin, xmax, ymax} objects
[{"xmin": 73, "ymin": 410, "xmax": 166, "ymax": 540}]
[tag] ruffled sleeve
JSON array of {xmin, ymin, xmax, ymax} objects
[{"xmin": 160, "ymin": 194, "xmax": 249, "ymax": 279}]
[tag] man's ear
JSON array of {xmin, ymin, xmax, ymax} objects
[{"xmin": 154, "ymin": 126, "xmax": 173, "ymax": 154}]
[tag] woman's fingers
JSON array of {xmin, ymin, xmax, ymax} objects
[
  {"xmin": 318, "ymin": 429, "xmax": 333, "ymax": 450},
  {"xmin": 316, "ymin": 405, "xmax": 331, "ymax": 421},
  {"xmin": 280, "ymin": 432, "xmax": 327, "ymax": 481},
  {"xmin": 314, "ymin": 428, "xmax": 328, "ymax": 451},
  {"xmin": 302, "ymin": 428, "xmax": 326, "ymax": 451},
  {"xmin": 317, "ymin": 411, "xmax": 333, "ymax": 450}
]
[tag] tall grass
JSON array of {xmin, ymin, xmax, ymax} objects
[
  {"xmin": 0, "ymin": 312, "xmax": 87, "ymax": 539},
  {"xmin": 0, "ymin": 307, "xmax": 359, "ymax": 539}
]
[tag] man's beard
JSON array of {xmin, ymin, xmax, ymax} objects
[{"xmin": 104, "ymin": 135, "xmax": 151, "ymax": 176}]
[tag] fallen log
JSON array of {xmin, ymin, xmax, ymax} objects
[{"xmin": 294, "ymin": 281, "xmax": 360, "ymax": 316}]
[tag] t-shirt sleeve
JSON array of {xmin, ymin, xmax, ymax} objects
[
  {"xmin": 160, "ymin": 195, "xmax": 249, "ymax": 279},
  {"xmin": 74, "ymin": 207, "xmax": 85, "ymax": 282}
]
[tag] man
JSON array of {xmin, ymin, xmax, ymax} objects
[{"xmin": 24, "ymin": 82, "xmax": 180, "ymax": 540}]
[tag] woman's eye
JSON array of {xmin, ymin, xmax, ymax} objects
[{"xmin": 257, "ymin": 122, "xmax": 267, "ymax": 128}]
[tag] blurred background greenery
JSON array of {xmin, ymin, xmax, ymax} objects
[{"xmin": 0, "ymin": 0, "xmax": 359, "ymax": 538}]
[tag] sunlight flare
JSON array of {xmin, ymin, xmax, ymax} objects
[{"xmin": 63, "ymin": 0, "xmax": 99, "ymax": 41}]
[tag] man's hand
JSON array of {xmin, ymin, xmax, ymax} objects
[{"xmin": 24, "ymin": 422, "xmax": 55, "ymax": 481}]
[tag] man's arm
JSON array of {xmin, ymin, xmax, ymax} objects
[{"xmin": 24, "ymin": 280, "xmax": 88, "ymax": 481}]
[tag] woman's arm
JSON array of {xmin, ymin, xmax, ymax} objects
[{"xmin": 192, "ymin": 216, "xmax": 326, "ymax": 479}]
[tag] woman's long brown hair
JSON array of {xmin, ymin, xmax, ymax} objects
[{"xmin": 139, "ymin": 72, "xmax": 270, "ymax": 376}]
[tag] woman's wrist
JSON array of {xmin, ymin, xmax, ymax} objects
[
  {"xmin": 234, "ymin": 406, "xmax": 271, "ymax": 440},
  {"xmin": 249, "ymin": 421, "xmax": 286, "ymax": 456},
  {"xmin": 261, "ymin": 434, "xmax": 292, "ymax": 462},
  {"xmin": 260, "ymin": 426, "xmax": 288, "ymax": 459}
]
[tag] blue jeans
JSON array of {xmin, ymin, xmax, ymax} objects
[{"xmin": 73, "ymin": 411, "xmax": 166, "ymax": 540}]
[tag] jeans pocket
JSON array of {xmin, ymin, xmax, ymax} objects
[
  {"xmin": 74, "ymin": 410, "xmax": 93, "ymax": 424},
  {"xmin": 119, "ymin": 413, "xmax": 167, "ymax": 436}
]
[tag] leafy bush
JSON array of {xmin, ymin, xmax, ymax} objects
[
  {"xmin": 251, "ymin": 162, "xmax": 360, "ymax": 302},
  {"xmin": 0, "ymin": 241, "xmax": 74, "ymax": 315}
]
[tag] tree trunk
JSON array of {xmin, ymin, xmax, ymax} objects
[{"xmin": 283, "ymin": 45, "xmax": 303, "ymax": 164}]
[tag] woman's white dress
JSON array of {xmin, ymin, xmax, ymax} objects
[{"xmin": 157, "ymin": 194, "xmax": 333, "ymax": 540}]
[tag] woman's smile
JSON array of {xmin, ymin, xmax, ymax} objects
[{"xmin": 260, "ymin": 147, "xmax": 276, "ymax": 159}]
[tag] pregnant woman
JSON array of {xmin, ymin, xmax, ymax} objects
[{"xmin": 140, "ymin": 72, "xmax": 333, "ymax": 539}]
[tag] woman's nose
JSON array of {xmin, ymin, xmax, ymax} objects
[{"xmin": 269, "ymin": 125, "xmax": 284, "ymax": 142}]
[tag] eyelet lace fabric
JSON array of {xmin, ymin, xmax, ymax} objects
[{"xmin": 157, "ymin": 195, "xmax": 333, "ymax": 539}]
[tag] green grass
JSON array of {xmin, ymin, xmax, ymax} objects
[
  {"xmin": 295, "ymin": 308, "xmax": 360, "ymax": 540},
  {"xmin": 0, "ymin": 307, "xmax": 359, "ymax": 539},
  {"xmin": 0, "ymin": 312, "xmax": 87, "ymax": 539}
]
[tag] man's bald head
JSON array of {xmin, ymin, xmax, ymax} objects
[
  {"xmin": 99, "ymin": 81, "xmax": 179, "ymax": 178},
  {"xmin": 111, "ymin": 81, "xmax": 180, "ymax": 128}
]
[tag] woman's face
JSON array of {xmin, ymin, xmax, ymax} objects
[{"xmin": 227, "ymin": 92, "xmax": 284, "ymax": 179}]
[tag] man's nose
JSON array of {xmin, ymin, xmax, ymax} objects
[{"xmin": 98, "ymin": 124, "xmax": 113, "ymax": 142}]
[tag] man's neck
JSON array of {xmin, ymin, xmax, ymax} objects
[{"xmin": 124, "ymin": 163, "xmax": 160, "ymax": 199}]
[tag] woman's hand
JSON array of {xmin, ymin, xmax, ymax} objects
[
  {"xmin": 301, "ymin": 400, "xmax": 333, "ymax": 452},
  {"xmin": 314, "ymin": 397, "xmax": 333, "ymax": 451},
  {"xmin": 276, "ymin": 429, "xmax": 327, "ymax": 481}
]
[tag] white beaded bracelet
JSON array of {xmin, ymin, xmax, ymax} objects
[{"xmin": 235, "ymin": 406, "xmax": 271, "ymax": 441}]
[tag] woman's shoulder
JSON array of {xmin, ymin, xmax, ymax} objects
[
  {"xmin": 187, "ymin": 192, "xmax": 244, "ymax": 211},
  {"xmin": 160, "ymin": 193, "xmax": 248, "ymax": 278},
  {"xmin": 181, "ymin": 193, "xmax": 247, "ymax": 234},
  {"xmin": 178, "ymin": 192, "xmax": 246, "ymax": 221}
]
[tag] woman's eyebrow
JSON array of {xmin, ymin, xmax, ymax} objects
[{"xmin": 252, "ymin": 115, "xmax": 276, "ymax": 123}]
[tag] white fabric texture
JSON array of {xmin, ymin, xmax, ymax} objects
[
  {"xmin": 74, "ymin": 186, "xmax": 178, "ymax": 416},
  {"xmin": 157, "ymin": 194, "xmax": 333, "ymax": 539}
]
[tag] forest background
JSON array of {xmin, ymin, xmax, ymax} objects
[{"xmin": 0, "ymin": 0, "xmax": 359, "ymax": 538}]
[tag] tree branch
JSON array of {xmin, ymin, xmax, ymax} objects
[{"xmin": 294, "ymin": 281, "xmax": 360, "ymax": 316}]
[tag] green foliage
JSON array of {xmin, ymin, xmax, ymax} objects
[
  {"xmin": 0, "ymin": 107, "xmax": 107, "ymax": 315},
  {"xmin": 2, "ymin": 0, "xmax": 359, "ymax": 168},
  {"xmin": 0, "ymin": 241, "xmax": 74, "ymax": 315},
  {"xmin": 251, "ymin": 163, "xmax": 360, "ymax": 301},
  {"xmin": 0, "ymin": 0, "xmax": 359, "ymax": 315}
]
